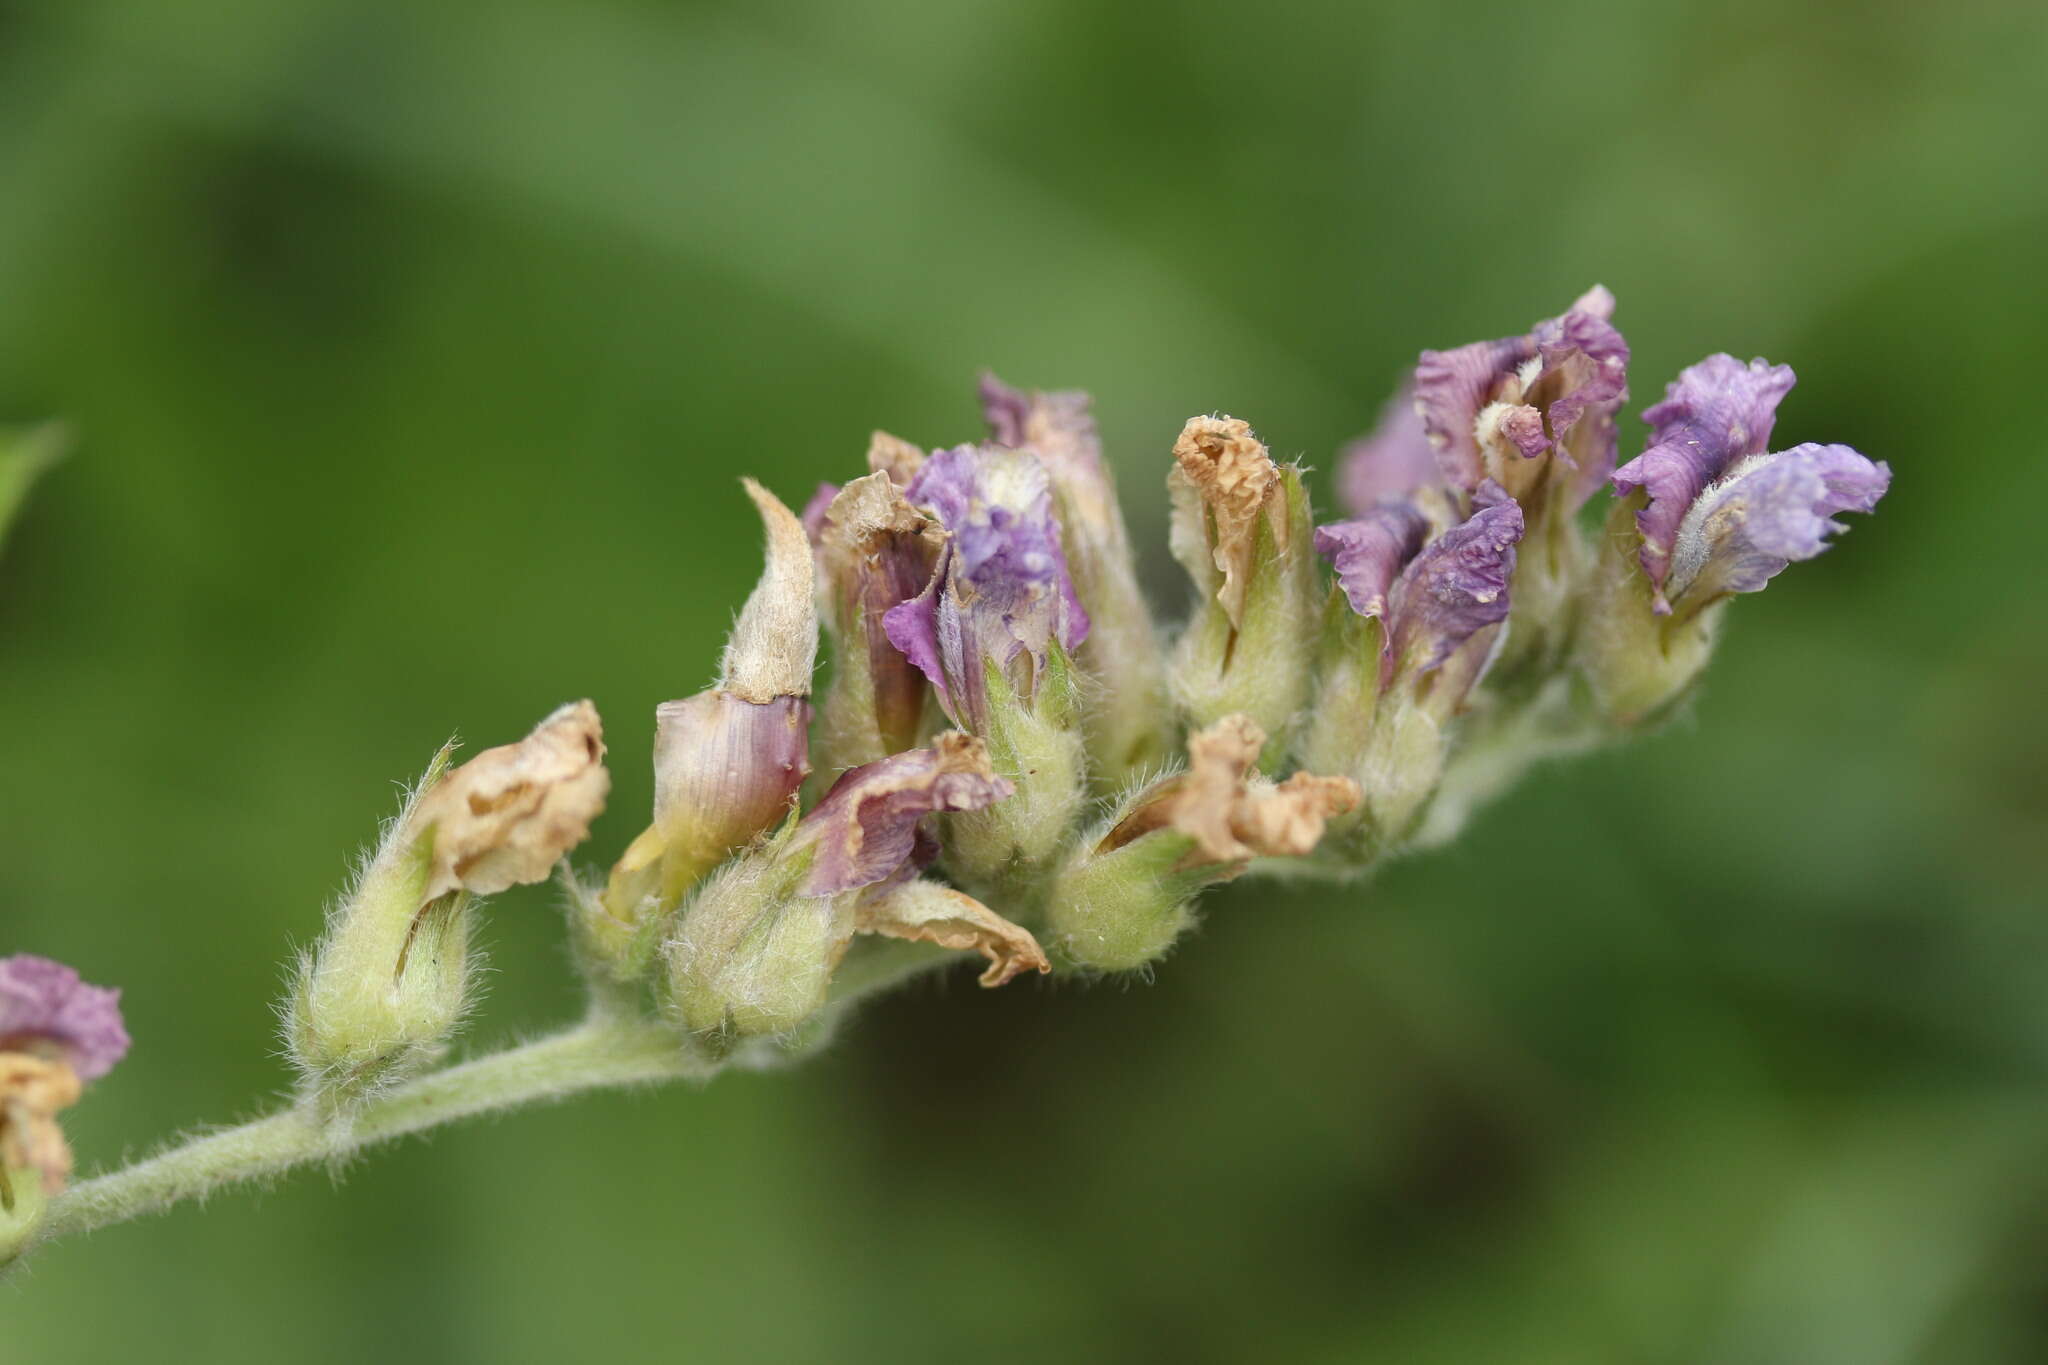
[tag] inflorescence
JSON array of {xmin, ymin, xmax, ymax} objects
[{"xmin": 1, "ymin": 288, "xmax": 1891, "ymax": 1258}]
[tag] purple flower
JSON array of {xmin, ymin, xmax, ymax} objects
[
  {"xmin": 1406, "ymin": 285, "xmax": 1629, "ymax": 507},
  {"xmin": 882, "ymin": 445, "xmax": 1090, "ymax": 730},
  {"xmin": 981, "ymin": 372, "xmax": 1170, "ymax": 780},
  {"xmin": 1314, "ymin": 482, "xmax": 1525, "ymax": 692},
  {"xmin": 794, "ymin": 733, "xmax": 1015, "ymax": 896},
  {"xmin": 1613, "ymin": 356, "xmax": 1889, "ymax": 613},
  {"xmin": 0, "ymin": 955, "xmax": 129, "ymax": 1082}
]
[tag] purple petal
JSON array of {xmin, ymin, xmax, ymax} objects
[
  {"xmin": 1388, "ymin": 484, "xmax": 1524, "ymax": 679},
  {"xmin": 0, "ymin": 954, "xmax": 130, "ymax": 1081},
  {"xmin": 1314, "ymin": 501, "xmax": 1433, "ymax": 623},
  {"xmin": 1415, "ymin": 336, "xmax": 1534, "ymax": 490},
  {"xmin": 796, "ymin": 734, "xmax": 1014, "ymax": 895},
  {"xmin": 1665, "ymin": 443, "xmax": 1891, "ymax": 603},
  {"xmin": 881, "ymin": 565, "xmax": 949, "ymax": 701},
  {"xmin": 1615, "ymin": 355, "xmax": 1798, "ymax": 602},
  {"xmin": 1337, "ymin": 382, "xmax": 1443, "ymax": 515}
]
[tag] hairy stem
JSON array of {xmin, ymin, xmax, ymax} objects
[{"xmin": 27, "ymin": 1014, "xmax": 707, "ymax": 1254}]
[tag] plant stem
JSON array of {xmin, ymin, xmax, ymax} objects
[{"xmin": 28, "ymin": 1014, "xmax": 707, "ymax": 1253}]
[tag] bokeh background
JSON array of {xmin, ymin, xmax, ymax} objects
[{"xmin": 5, "ymin": 0, "xmax": 2046, "ymax": 1360}]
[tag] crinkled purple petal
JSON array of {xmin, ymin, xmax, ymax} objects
[
  {"xmin": 1337, "ymin": 382, "xmax": 1443, "ymax": 515},
  {"xmin": 1615, "ymin": 355, "xmax": 1798, "ymax": 602},
  {"xmin": 0, "ymin": 954, "xmax": 130, "ymax": 1081},
  {"xmin": 1640, "ymin": 353, "xmax": 1796, "ymax": 459},
  {"xmin": 1665, "ymin": 443, "xmax": 1891, "ymax": 604},
  {"xmin": 1416, "ymin": 336, "xmax": 1534, "ymax": 490},
  {"xmin": 1387, "ymin": 483, "xmax": 1524, "ymax": 679},
  {"xmin": 1314, "ymin": 501, "xmax": 1432, "ymax": 623},
  {"xmin": 796, "ymin": 737, "xmax": 1014, "ymax": 895}
]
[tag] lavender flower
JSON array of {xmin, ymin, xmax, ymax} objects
[
  {"xmin": 1333, "ymin": 289, "xmax": 1624, "ymax": 680},
  {"xmin": 981, "ymin": 374, "xmax": 1169, "ymax": 784},
  {"xmin": 1579, "ymin": 355, "xmax": 1891, "ymax": 726},
  {"xmin": 1302, "ymin": 484, "xmax": 1524, "ymax": 850},
  {"xmin": 1, "ymin": 955, "xmax": 128, "ymax": 1199},
  {"xmin": 1611, "ymin": 355, "xmax": 1890, "ymax": 615},
  {"xmin": 882, "ymin": 444, "xmax": 1090, "ymax": 733}
]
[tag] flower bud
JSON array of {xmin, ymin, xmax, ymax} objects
[
  {"xmin": 667, "ymin": 733, "xmax": 1027, "ymax": 1042},
  {"xmin": 981, "ymin": 374, "xmax": 1171, "ymax": 785},
  {"xmin": 0, "ymin": 954, "xmax": 128, "ymax": 1240},
  {"xmin": 291, "ymin": 703, "xmax": 608, "ymax": 1106},
  {"xmin": 590, "ymin": 482, "xmax": 818, "ymax": 979},
  {"xmin": 1044, "ymin": 716, "xmax": 1358, "ymax": 970},
  {"xmin": 1166, "ymin": 417, "xmax": 1320, "ymax": 767}
]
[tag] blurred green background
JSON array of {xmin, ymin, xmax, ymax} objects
[{"xmin": 4, "ymin": 0, "xmax": 2045, "ymax": 1360}]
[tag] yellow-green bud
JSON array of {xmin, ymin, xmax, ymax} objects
[{"xmin": 290, "ymin": 703, "xmax": 608, "ymax": 1107}]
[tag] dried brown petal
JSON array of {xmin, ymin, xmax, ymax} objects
[
  {"xmin": 1232, "ymin": 772, "xmax": 1364, "ymax": 857},
  {"xmin": 855, "ymin": 880, "xmax": 1049, "ymax": 988},
  {"xmin": 1104, "ymin": 714, "xmax": 1360, "ymax": 871},
  {"xmin": 1170, "ymin": 416, "xmax": 1281, "ymax": 627},
  {"xmin": 866, "ymin": 429, "xmax": 927, "ymax": 486},
  {"xmin": 415, "ymin": 700, "xmax": 610, "ymax": 899}
]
